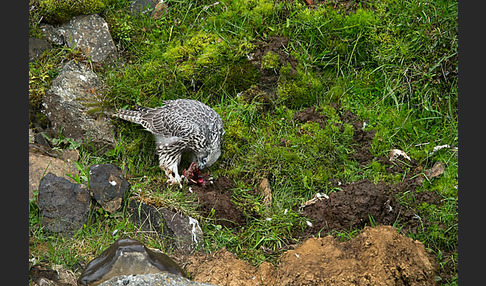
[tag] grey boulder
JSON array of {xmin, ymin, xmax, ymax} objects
[
  {"xmin": 41, "ymin": 14, "xmax": 117, "ymax": 63},
  {"xmin": 41, "ymin": 60, "xmax": 116, "ymax": 149}
]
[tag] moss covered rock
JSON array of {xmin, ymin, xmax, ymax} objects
[{"xmin": 39, "ymin": 0, "xmax": 108, "ymax": 24}]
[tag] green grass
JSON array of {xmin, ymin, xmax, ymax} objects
[{"xmin": 29, "ymin": 0, "xmax": 458, "ymax": 284}]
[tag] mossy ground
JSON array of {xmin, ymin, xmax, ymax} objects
[{"xmin": 29, "ymin": 0, "xmax": 458, "ymax": 284}]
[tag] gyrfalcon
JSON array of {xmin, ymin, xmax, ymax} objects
[{"xmin": 114, "ymin": 99, "xmax": 224, "ymax": 187}]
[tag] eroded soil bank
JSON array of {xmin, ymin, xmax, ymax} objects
[{"xmin": 185, "ymin": 225, "xmax": 436, "ymax": 286}]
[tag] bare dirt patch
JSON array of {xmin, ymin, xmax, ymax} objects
[
  {"xmin": 248, "ymin": 36, "xmax": 298, "ymax": 94},
  {"xmin": 185, "ymin": 248, "xmax": 261, "ymax": 285},
  {"xmin": 301, "ymin": 179, "xmax": 418, "ymax": 236},
  {"xmin": 340, "ymin": 108, "xmax": 377, "ymax": 165},
  {"xmin": 293, "ymin": 104, "xmax": 377, "ymax": 165},
  {"xmin": 292, "ymin": 106, "xmax": 328, "ymax": 128},
  {"xmin": 185, "ymin": 225, "xmax": 436, "ymax": 286},
  {"xmin": 188, "ymin": 176, "xmax": 246, "ymax": 228},
  {"xmin": 305, "ymin": 0, "xmax": 361, "ymax": 14}
]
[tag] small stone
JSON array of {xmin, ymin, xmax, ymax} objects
[
  {"xmin": 29, "ymin": 37, "xmax": 51, "ymax": 62},
  {"xmin": 130, "ymin": 0, "xmax": 159, "ymax": 14},
  {"xmin": 89, "ymin": 164, "xmax": 130, "ymax": 213}
]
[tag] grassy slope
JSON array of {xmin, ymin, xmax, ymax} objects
[{"xmin": 29, "ymin": 0, "xmax": 458, "ymax": 284}]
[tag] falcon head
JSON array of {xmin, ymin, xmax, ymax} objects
[
  {"xmin": 200, "ymin": 127, "xmax": 224, "ymax": 169},
  {"xmin": 197, "ymin": 124, "xmax": 223, "ymax": 169},
  {"xmin": 196, "ymin": 137, "xmax": 221, "ymax": 169}
]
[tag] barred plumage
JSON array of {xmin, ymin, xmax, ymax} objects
[{"xmin": 114, "ymin": 99, "xmax": 224, "ymax": 187}]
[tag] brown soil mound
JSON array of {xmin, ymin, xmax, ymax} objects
[
  {"xmin": 186, "ymin": 225, "xmax": 436, "ymax": 286},
  {"xmin": 186, "ymin": 248, "xmax": 261, "ymax": 285}
]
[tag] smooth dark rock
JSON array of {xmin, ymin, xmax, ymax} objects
[
  {"xmin": 89, "ymin": 164, "xmax": 130, "ymax": 213},
  {"xmin": 37, "ymin": 173, "xmax": 91, "ymax": 234},
  {"xmin": 78, "ymin": 238, "xmax": 186, "ymax": 286},
  {"xmin": 29, "ymin": 37, "xmax": 51, "ymax": 62},
  {"xmin": 41, "ymin": 60, "xmax": 116, "ymax": 149},
  {"xmin": 127, "ymin": 200, "xmax": 203, "ymax": 253}
]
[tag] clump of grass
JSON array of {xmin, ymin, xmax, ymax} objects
[
  {"xmin": 260, "ymin": 51, "xmax": 281, "ymax": 70},
  {"xmin": 217, "ymin": 100, "xmax": 353, "ymax": 200},
  {"xmin": 276, "ymin": 62, "xmax": 325, "ymax": 108}
]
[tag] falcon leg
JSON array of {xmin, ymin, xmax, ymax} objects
[
  {"xmin": 168, "ymin": 161, "xmax": 182, "ymax": 188},
  {"xmin": 156, "ymin": 141, "xmax": 184, "ymax": 188},
  {"xmin": 159, "ymin": 155, "xmax": 183, "ymax": 189}
]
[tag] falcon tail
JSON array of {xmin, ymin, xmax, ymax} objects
[{"xmin": 113, "ymin": 109, "xmax": 143, "ymax": 124}]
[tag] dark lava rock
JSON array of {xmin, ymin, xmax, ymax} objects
[
  {"xmin": 127, "ymin": 200, "xmax": 203, "ymax": 253},
  {"xmin": 78, "ymin": 238, "xmax": 186, "ymax": 286},
  {"xmin": 41, "ymin": 60, "xmax": 116, "ymax": 149},
  {"xmin": 29, "ymin": 37, "xmax": 51, "ymax": 62},
  {"xmin": 37, "ymin": 173, "xmax": 91, "ymax": 234},
  {"xmin": 89, "ymin": 164, "xmax": 130, "ymax": 213}
]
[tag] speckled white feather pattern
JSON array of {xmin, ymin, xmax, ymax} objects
[{"xmin": 114, "ymin": 99, "xmax": 224, "ymax": 187}]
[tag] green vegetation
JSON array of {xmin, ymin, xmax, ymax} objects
[
  {"xmin": 29, "ymin": 0, "xmax": 458, "ymax": 284},
  {"xmin": 38, "ymin": 0, "xmax": 108, "ymax": 23}
]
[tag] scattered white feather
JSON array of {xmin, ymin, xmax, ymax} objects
[{"xmin": 188, "ymin": 217, "xmax": 202, "ymax": 244}]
